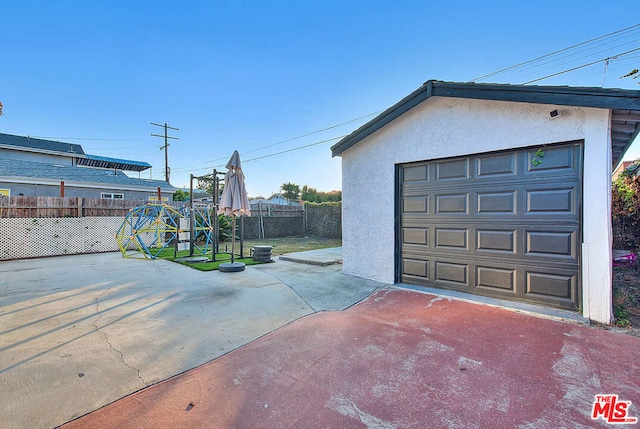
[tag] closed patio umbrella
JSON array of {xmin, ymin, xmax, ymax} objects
[{"xmin": 218, "ymin": 150, "xmax": 251, "ymax": 272}]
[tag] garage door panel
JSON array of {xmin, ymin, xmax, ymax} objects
[
  {"xmin": 526, "ymin": 188, "xmax": 575, "ymax": 214},
  {"xmin": 399, "ymin": 142, "xmax": 582, "ymax": 311},
  {"xmin": 476, "ymin": 229, "xmax": 516, "ymax": 254},
  {"xmin": 403, "ymin": 196, "xmax": 429, "ymax": 213},
  {"xmin": 526, "ymin": 271, "xmax": 577, "ymax": 301},
  {"xmin": 477, "ymin": 153, "xmax": 516, "ymax": 177},
  {"xmin": 476, "ymin": 266, "xmax": 516, "ymax": 292},
  {"xmin": 435, "ymin": 194, "xmax": 469, "ymax": 214},
  {"xmin": 403, "ymin": 227, "xmax": 429, "ymax": 245},
  {"xmin": 435, "ymin": 261, "xmax": 469, "ymax": 286},
  {"xmin": 526, "ymin": 230, "xmax": 576, "ymax": 259},
  {"xmin": 403, "ymin": 164, "xmax": 430, "ymax": 181},
  {"xmin": 477, "ymin": 191, "xmax": 516, "ymax": 213},
  {"xmin": 436, "ymin": 159, "xmax": 469, "ymax": 180},
  {"xmin": 435, "ymin": 228, "xmax": 468, "ymax": 249},
  {"xmin": 403, "ymin": 259, "xmax": 430, "ymax": 278},
  {"xmin": 526, "ymin": 145, "xmax": 576, "ymax": 172}
]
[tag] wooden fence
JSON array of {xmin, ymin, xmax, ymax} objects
[
  {"xmin": 0, "ymin": 196, "xmax": 184, "ymax": 218},
  {"xmin": 0, "ymin": 196, "xmax": 306, "ymax": 219}
]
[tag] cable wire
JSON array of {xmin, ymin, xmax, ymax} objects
[
  {"xmin": 471, "ymin": 23, "xmax": 640, "ymax": 82},
  {"xmin": 522, "ymin": 46, "xmax": 640, "ymax": 84}
]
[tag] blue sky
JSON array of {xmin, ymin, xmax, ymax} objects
[{"xmin": 1, "ymin": 1, "xmax": 639, "ymax": 197}]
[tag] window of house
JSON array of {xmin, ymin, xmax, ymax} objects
[{"xmin": 101, "ymin": 193, "xmax": 124, "ymax": 199}]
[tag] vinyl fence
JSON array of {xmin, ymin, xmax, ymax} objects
[{"xmin": 0, "ymin": 217, "xmax": 125, "ymax": 260}]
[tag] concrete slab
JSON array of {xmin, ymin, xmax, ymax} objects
[
  {"xmin": 60, "ymin": 289, "xmax": 640, "ymax": 429},
  {"xmin": 0, "ymin": 250, "xmax": 383, "ymax": 429},
  {"xmin": 254, "ymin": 261, "xmax": 381, "ymax": 312},
  {"xmin": 278, "ymin": 247, "xmax": 342, "ymax": 266}
]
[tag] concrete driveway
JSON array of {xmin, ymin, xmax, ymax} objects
[
  {"xmin": 61, "ymin": 289, "xmax": 640, "ymax": 429},
  {"xmin": 0, "ymin": 249, "xmax": 382, "ymax": 429},
  {"xmin": 2, "ymin": 249, "xmax": 640, "ymax": 428}
]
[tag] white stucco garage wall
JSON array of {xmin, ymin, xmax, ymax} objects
[{"xmin": 340, "ymin": 97, "xmax": 613, "ymax": 323}]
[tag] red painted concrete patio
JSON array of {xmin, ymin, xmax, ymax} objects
[{"xmin": 61, "ymin": 289, "xmax": 640, "ymax": 428}]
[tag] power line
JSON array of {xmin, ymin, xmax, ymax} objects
[
  {"xmin": 522, "ymin": 46, "xmax": 640, "ymax": 84},
  {"xmin": 497, "ymin": 37, "xmax": 640, "ymax": 83},
  {"xmin": 29, "ymin": 110, "xmax": 379, "ymax": 178},
  {"xmin": 173, "ymin": 135, "xmax": 345, "ymax": 176},
  {"xmin": 242, "ymin": 111, "xmax": 381, "ymax": 156},
  {"xmin": 169, "ymin": 111, "xmax": 381, "ymax": 172},
  {"xmin": 243, "ymin": 136, "xmax": 345, "ymax": 163},
  {"xmin": 563, "ymin": 60, "xmax": 638, "ymax": 85},
  {"xmin": 471, "ymin": 23, "xmax": 640, "ymax": 82}
]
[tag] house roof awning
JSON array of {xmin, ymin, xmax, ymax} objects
[
  {"xmin": 331, "ymin": 80, "xmax": 640, "ymax": 166},
  {"xmin": 77, "ymin": 154, "xmax": 152, "ymax": 172},
  {"xmin": 611, "ymin": 109, "xmax": 640, "ymax": 164}
]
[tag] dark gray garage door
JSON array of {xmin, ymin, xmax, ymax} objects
[{"xmin": 398, "ymin": 142, "xmax": 582, "ymax": 310}]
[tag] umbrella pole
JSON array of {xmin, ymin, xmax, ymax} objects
[{"xmin": 231, "ymin": 216, "xmax": 236, "ymax": 264}]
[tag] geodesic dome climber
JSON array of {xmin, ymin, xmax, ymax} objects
[{"xmin": 115, "ymin": 203, "xmax": 215, "ymax": 259}]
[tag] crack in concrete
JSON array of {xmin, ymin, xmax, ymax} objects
[
  {"xmin": 92, "ymin": 290, "xmax": 147, "ymax": 386},
  {"xmin": 259, "ymin": 270, "xmax": 317, "ymax": 312}
]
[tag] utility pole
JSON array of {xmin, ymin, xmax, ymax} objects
[{"xmin": 151, "ymin": 122, "xmax": 179, "ymax": 183}]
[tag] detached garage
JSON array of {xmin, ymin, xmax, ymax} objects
[{"xmin": 331, "ymin": 81, "xmax": 640, "ymax": 324}]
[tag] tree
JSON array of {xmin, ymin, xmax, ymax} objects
[
  {"xmin": 173, "ymin": 189, "xmax": 189, "ymax": 201},
  {"xmin": 301, "ymin": 185, "xmax": 319, "ymax": 202},
  {"xmin": 612, "ymin": 162, "xmax": 640, "ymax": 251},
  {"xmin": 321, "ymin": 190, "xmax": 342, "ymax": 202},
  {"xmin": 300, "ymin": 185, "xmax": 341, "ymax": 202},
  {"xmin": 280, "ymin": 182, "xmax": 300, "ymax": 204},
  {"xmin": 196, "ymin": 173, "xmax": 217, "ymax": 196}
]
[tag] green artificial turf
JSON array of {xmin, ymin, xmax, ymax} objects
[{"xmin": 153, "ymin": 247, "xmax": 265, "ymax": 271}]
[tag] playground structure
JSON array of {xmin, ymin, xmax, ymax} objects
[
  {"xmin": 116, "ymin": 168, "xmax": 247, "ymax": 261},
  {"xmin": 115, "ymin": 203, "xmax": 216, "ymax": 259}
]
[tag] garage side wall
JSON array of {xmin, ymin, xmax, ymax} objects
[
  {"xmin": 340, "ymin": 97, "xmax": 612, "ymax": 322},
  {"xmin": 581, "ymin": 109, "xmax": 613, "ymax": 323}
]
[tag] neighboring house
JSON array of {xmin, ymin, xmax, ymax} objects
[
  {"xmin": 185, "ymin": 189, "xmax": 213, "ymax": 202},
  {"xmin": 248, "ymin": 196, "xmax": 270, "ymax": 204},
  {"xmin": 612, "ymin": 160, "xmax": 634, "ymax": 181},
  {"xmin": 331, "ymin": 80, "xmax": 640, "ymax": 324},
  {"xmin": 251, "ymin": 193, "xmax": 300, "ymax": 206},
  {"xmin": 0, "ymin": 133, "xmax": 175, "ymax": 200},
  {"xmin": 629, "ymin": 163, "xmax": 640, "ymax": 179}
]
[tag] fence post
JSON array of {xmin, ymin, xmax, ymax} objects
[
  {"xmin": 303, "ymin": 202, "xmax": 307, "ymax": 232},
  {"xmin": 78, "ymin": 197, "xmax": 83, "ymax": 217}
]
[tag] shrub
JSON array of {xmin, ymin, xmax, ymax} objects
[{"xmin": 612, "ymin": 162, "xmax": 640, "ymax": 252}]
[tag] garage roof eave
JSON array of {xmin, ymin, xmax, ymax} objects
[
  {"xmin": 331, "ymin": 81, "xmax": 435, "ymax": 157},
  {"xmin": 331, "ymin": 80, "xmax": 640, "ymax": 162}
]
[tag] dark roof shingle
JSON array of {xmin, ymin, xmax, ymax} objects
[
  {"xmin": 0, "ymin": 133, "xmax": 85, "ymax": 155},
  {"xmin": 0, "ymin": 158, "xmax": 174, "ymax": 190}
]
